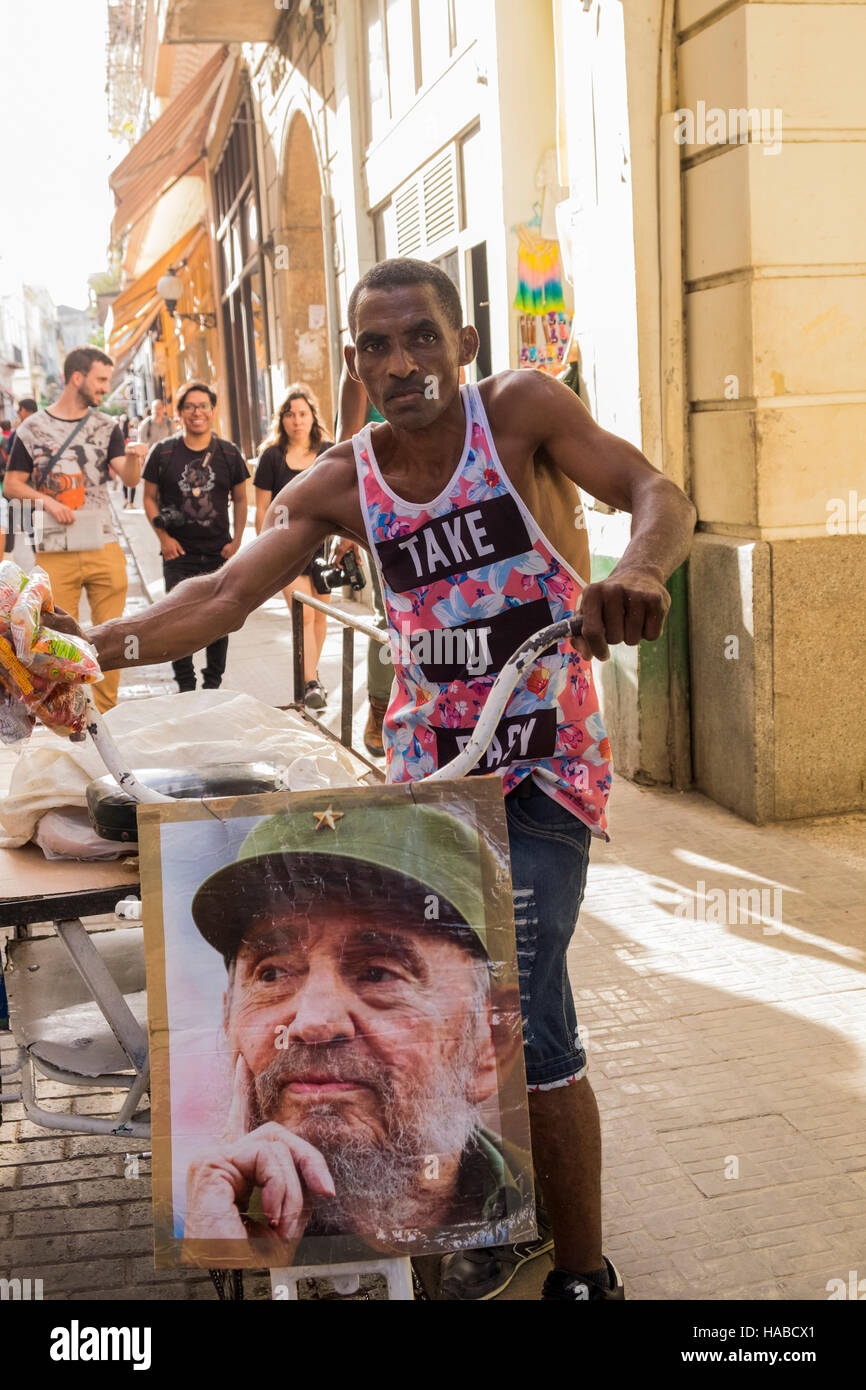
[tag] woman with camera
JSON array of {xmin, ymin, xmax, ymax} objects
[{"xmin": 254, "ymin": 383, "xmax": 333, "ymax": 711}]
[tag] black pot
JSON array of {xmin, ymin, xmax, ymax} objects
[{"xmin": 86, "ymin": 762, "xmax": 287, "ymax": 841}]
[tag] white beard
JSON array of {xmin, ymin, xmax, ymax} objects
[{"xmin": 254, "ymin": 1039, "xmax": 482, "ymax": 1235}]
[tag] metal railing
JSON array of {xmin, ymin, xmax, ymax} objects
[{"xmin": 290, "ymin": 591, "xmax": 389, "ymax": 776}]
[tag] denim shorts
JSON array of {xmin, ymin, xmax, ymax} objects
[{"xmin": 505, "ymin": 778, "xmax": 592, "ymax": 1088}]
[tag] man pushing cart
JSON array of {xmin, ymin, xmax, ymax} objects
[{"xmin": 44, "ymin": 257, "xmax": 697, "ymax": 1302}]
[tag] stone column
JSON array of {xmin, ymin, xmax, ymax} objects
[{"xmin": 680, "ymin": 0, "xmax": 866, "ymax": 820}]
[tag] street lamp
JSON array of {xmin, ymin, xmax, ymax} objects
[{"xmin": 156, "ymin": 270, "xmax": 216, "ymax": 329}]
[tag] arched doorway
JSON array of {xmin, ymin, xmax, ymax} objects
[{"xmin": 278, "ymin": 113, "xmax": 332, "ymax": 425}]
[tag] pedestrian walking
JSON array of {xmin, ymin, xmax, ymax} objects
[
  {"xmin": 3, "ymin": 347, "xmax": 141, "ymax": 712},
  {"xmin": 2, "ymin": 398, "xmax": 39, "ymax": 561},
  {"xmin": 142, "ymin": 378, "xmax": 249, "ymax": 692},
  {"xmin": 65, "ymin": 259, "xmax": 696, "ymax": 1300},
  {"xmin": 254, "ymin": 382, "xmax": 333, "ymax": 711},
  {"xmin": 122, "ymin": 417, "xmax": 141, "ymax": 507},
  {"xmin": 3, "ymin": 397, "xmax": 38, "ymax": 467},
  {"xmin": 0, "ymin": 421, "xmax": 13, "ymax": 556},
  {"xmin": 127, "ymin": 402, "xmax": 173, "ymax": 509},
  {"xmin": 139, "ymin": 400, "xmax": 174, "ymax": 448}
]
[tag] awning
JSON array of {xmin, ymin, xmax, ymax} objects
[
  {"xmin": 107, "ymin": 224, "xmax": 206, "ymax": 364},
  {"xmin": 108, "ymin": 305, "xmax": 161, "ymax": 373},
  {"xmin": 109, "ymin": 46, "xmax": 230, "ymax": 241}
]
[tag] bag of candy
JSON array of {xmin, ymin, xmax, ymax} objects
[
  {"xmin": 0, "ymin": 684, "xmax": 34, "ymax": 745},
  {"xmin": 9, "ymin": 566, "xmax": 54, "ymax": 658},
  {"xmin": 0, "ymin": 560, "xmax": 102, "ymax": 740},
  {"xmin": 0, "ymin": 559, "xmax": 28, "ymax": 616}
]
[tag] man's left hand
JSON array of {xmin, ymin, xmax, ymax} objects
[
  {"xmin": 575, "ymin": 566, "xmax": 670, "ymax": 662},
  {"xmin": 221, "ymin": 538, "xmax": 241, "ymax": 561},
  {"xmin": 46, "ymin": 605, "xmax": 88, "ymax": 642}
]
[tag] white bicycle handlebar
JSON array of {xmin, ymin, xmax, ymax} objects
[{"xmin": 422, "ymin": 615, "xmax": 582, "ymax": 781}]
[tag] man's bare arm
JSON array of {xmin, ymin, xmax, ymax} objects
[
  {"xmin": 141, "ymin": 480, "xmax": 160, "ymax": 530},
  {"xmin": 88, "ymin": 450, "xmax": 361, "ymax": 671},
  {"xmin": 221, "ymin": 482, "xmax": 248, "ymax": 559},
  {"xmin": 499, "ymin": 371, "xmax": 697, "ymax": 659}
]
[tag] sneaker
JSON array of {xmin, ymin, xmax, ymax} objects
[
  {"xmin": 541, "ymin": 1257, "xmax": 625, "ymax": 1301},
  {"xmin": 303, "ymin": 678, "xmax": 327, "ymax": 712},
  {"xmin": 439, "ymin": 1217, "xmax": 553, "ymax": 1300}
]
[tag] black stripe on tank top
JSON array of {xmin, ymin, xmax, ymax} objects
[
  {"xmin": 397, "ymin": 595, "xmax": 554, "ymax": 683},
  {"xmin": 434, "ymin": 709, "xmax": 558, "ymax": 774},
  {"xmin": 376, "ymin": 494, "xmax": 531, "ymax": 592}
]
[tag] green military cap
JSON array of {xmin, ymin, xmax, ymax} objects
[{"xmin": 191, "ymin": 800, "xmax": 492, "ymax": 963}]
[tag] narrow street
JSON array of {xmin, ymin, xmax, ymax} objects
[{"xmin": 1, "ymin": 497, "xmax": 863, "ymax": 1301}]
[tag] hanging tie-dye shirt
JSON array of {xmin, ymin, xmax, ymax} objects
[{"xmin": 353, "ymin": 383, "xmax": 612, "ymax": 837}]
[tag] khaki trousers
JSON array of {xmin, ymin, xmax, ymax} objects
[{"xmin": 37, "ymin": 542, "xmax": 128, "ymax": 713}]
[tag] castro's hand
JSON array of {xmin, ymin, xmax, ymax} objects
[
  {"xmin": 575, "ymin": 566, "xmax": 670, "ymax": 662},
  {"xmin": 184, "ymin": 1122, "xmax": 337, "ymax": 1242},
  {"xmin": 220, "ymin": 538, "xmax": 241, "ymax": 561},
  {"xmin": 184, "ymin": 1057, "xmax": 335, "ymax": 1242}
]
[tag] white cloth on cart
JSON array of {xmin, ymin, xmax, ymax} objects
[{"xmin": 0, "ymin": 689, "xmax": 358, "ymax": 849}]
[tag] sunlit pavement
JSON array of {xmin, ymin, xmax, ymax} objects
[{"xmin": 1, "ymin": 503, "xmax": 864, "ymax": 1299}]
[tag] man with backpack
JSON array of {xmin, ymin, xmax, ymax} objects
[
  {"xmin": 138, "ymin": 398, "xmax": 174, "ymax": 449},
  {"xmin": 142, "ymin": 378, "xmax": 249, "ymax": 692}
]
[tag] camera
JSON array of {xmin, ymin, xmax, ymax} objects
[
  {"xmin": 152, "ymin": 506, "xmax": 186, "ymax": 535},
  {"xmin": 310, "ymin": 549, "xmax": 366, "ymax": 595}
]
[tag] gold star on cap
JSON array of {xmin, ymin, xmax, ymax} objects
[{"xmin": 313, "ymin": 806, "xmax": 344, "ymax": 832}]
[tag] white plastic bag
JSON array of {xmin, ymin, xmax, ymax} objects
[{"xmin": 34, "ymin": 807, "xmax": 132, "ymax": 861}]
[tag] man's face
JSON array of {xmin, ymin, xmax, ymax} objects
[
  {"xmin": 76, "ymin": 364, "xmax": 112, "ymax": 408},
  {"xmin": 347, "ymin": 284, "xmax": 476, "ymax": 431},
  {"xmin": 225, "ymin": 908, "xmax": 493, "ymax": 1221},
  {"xmin": 180, "ymin": 391, "xmax": 214, "ymax": 429},
  {"xmin": 153, "ymin": 401, "xmax": 165, "ymax": 420}
]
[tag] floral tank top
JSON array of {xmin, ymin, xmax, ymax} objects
[{"xmin": 353, "ymin": 383, "xmax": 612, "ymax": 837}]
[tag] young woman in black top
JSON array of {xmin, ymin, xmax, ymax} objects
[{"xmin": 254, "ymin": 383, "xmax": 332, "ymax": 709}]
